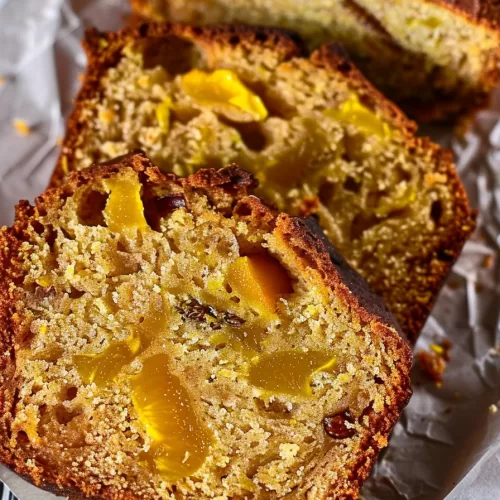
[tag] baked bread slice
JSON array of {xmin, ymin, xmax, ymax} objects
[
  {"xmin": 0, "ymin": 151, "xmax": 411, "ymax": 499},
  {"xmin": 130, "ymin": 0, "xmax": 500, "ymax": 120},
  {"xmin": 53, "ymin": 23, "xmax": 475, "ymax": 343}
]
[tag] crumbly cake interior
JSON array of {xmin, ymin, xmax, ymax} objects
[
  {"xmin": 71, "ymin": 37, "xmax": 466, "ymax": 337},
  {"xmin": 139, "ymin": 0, "xmax": 499, "ymax": 106},
  {"xmin": 10, "ymin": 167, "xmax": 405, "ymax": 498}
]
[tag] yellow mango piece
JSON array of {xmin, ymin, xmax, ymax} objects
[
  {"xmin": 74, "ymin": 303, "xmax": 168, "ymax": 387},
  {"xmin": 130, "ymin": 354, "xmax": 211, "ymax": 479},
  {"xmin": 249, "ymin": 350, "xmax": 336, "ymax": 397},
  {"xmin": 103, "ymin": 174, "xmax": 149, "ymax": 233},
  {"xmin": 407, "ymin": 17, "xmax": 441, "ymax": 28},
  {"xmin": 227, "ymin": 255, "xmax": 293, "ymax": 316},
  {"xmin": 155, "ymin": 96, "xmax": 172, "ymax": 131},
  {"xmin": 181, "ymin": 69, "xmax": 268, "ymax": 121},
  {"xmin": 325, "ymin": 95, "xmax": 391, "ymax": 139},
  {"xmin": 73, "ymin": 336, "xmax": 138, "ymax": 387}
]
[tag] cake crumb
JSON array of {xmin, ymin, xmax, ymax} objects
[
  {"xmin": 482, "ymin": 255, "xmax": 494, "ymax": 269},
  {"xmin": 424, "ymin": 172, "xmax": 447, "ymax": 185},
  {"xmin": 279, "ymin": 443, "xmax": 299, "ymax": 460},
  {"xmin": 13, "ymin": 119, "xmax": 30, "ymax": 136},
  {"xmin": 418, "ymin": 338, "xmax": 452, "ymax": 383}
]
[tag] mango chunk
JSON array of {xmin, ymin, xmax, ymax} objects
[
  {"xmin": 227, "ymin": 255, "xmax": 293, "ymax": 316},
  {"xmin": 325, "ymin": 95, "xmax": 391, "ymax": 139},
  {"xmin": 130, "ymin": 354, "xmax": 211, "ymax": 479},
  {"xmin": 181, "ymin": 69, "xmax": 268, "ymax": 122},
  {"xmin": 74, "ymin": 303, "xmax": 168, "ymax": 387},
  {"xmin": 155, "ymin": 96, "xmax": 172, "ymax": 131},
  {"xmin": 249, "ymin": 350, "xmax": 336, "ymax": 397},
  {"xmin": 103, "ymin": 174, "xmax": 149, "ymax": 233}
]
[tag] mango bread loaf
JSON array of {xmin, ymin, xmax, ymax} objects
[
  {"xmin": 54, "ymin": 24, "xmax": 475, "ymax": 343},
  {"xmin": 131, "ymin": 0, "xmax": 500, "ymax": 120},
  {"xmin": 0, "ymin": 152, "xmax": 412, "ymax": 499}
]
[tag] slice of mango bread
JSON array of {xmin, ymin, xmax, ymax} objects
[
  {"xmin": 0, "ymin": 152, "xmax": 411, "ymax": 499},
  {"xmin": 130, "ymin": 0, "xmax": 500, "ymax": 121},
  {"xmin": 53, "ymin": 23, "xmax": 475, "ymax": 343}
]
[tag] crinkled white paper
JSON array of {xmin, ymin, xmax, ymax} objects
[{"xmin": 1, "ymin": 1, "xmax": 499, "ymax": 498}]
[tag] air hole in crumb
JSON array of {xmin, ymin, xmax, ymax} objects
[
  {"xmin": 55, "ymin": 406, "xmax": 81, "ymax": 426},
  {"xmin": 69, "ymin": 286, "xmax": 85, "ymax": 299},
  {"xmin": 225, "ymin": 283, "xmax": 233, "ymax": 294},
  {"xmin": 220, "ymin": 119, "xmax": 267, "ymax": 151},
  {"xmin": 60, "ymin": 227, "xmax": 75, "ymax": 240},
  {"xmin": 142, "ymin": 36, "xmax": 205, "ymax": 75},
  {"xmin": 116, "ymin": 240, "xmax": 128, "ymax": 252},
  {"xmin": 303, "ymin": 435, "xmax": 315, "ymax": 444},
  {"xmin": 318, "ymin": 181, "xmax": 337, "ymax": 205},
  {"xmin": 16, "ymin": 431, "xmax": 29, "ymax": 445},
  {"xmin": 77, "ymin": 189, "xmax": 108, "ymax": 226},
  {"xmin": 350, "ymin": 214, "xmax": 380, "ymax": 240},
  {"xmin": 394, "ymin": 166, "xmax": 412, "ymax": 183},
  {"xmin": 46, "ymin": 226, "xmax": 57, "ymax": 249},
  {"xmin": 31, "ymin": 220, "xmax": 45, "ymax": 235},
  {"xmin": 229, "ymin": 35, "xmax": 240, "ymax": 45},
  {"xmin": 230, "ymin": 296, "xmax": 241, "ymax": 304},
  {"xmin": 234, "ymin": 202, "xmax": 253, "ymax": 218},
  {"xmin": 430, "ymin": 200, "xmax": 443, "ymax": 224},
  {"xmin": 65, "ymin": 387, "xmax": 78, "ymax": 401},
  {"xmin": 255, "ymin": 32, "xmax": 268, "ymax": 43},
  {"xmin": 343, "ymin": 176, "xmax": 361, "ymax": 193}
]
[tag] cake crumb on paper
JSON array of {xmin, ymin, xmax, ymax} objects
[
  {"xmin": 418, "ymin": 338, "xmax": 453, "ymax": 384},
  {"xmin": 13, "ymin": 119, "xmax": 31, "ymax": 136}
]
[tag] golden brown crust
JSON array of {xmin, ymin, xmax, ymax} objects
[{"xmin": 2, "ymin": 151, "xmax": 412, "ymax": 499}]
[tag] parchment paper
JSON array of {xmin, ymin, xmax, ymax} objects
[{"xmin": 0, "ymin": 1, "xmax": 499, "ymax": 498}]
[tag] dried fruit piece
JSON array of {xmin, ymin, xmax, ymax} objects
[
  {"xmin": 249, "ymin": 351, "xmax": 336, "ymax": 397},
  {"xmin": 325, "ymin": 95, "xmax": 391, "ymax": 139},
  {"xmin": 227, "ymin": 254, "xmax": 292, "ymax": 316},
  {"xmin": 155, "ymin": 193, "xmax": 186, "ymax": 215},
  {"xmin": 130, "ymin": 354, "xmax": 212, "ymax": 479},
  {"xmin": 323, "ymin": 410, "xmax": 356, "ymax": 439},
  {"xmin": 103, "ymin": 174, "xmax": 149, "ymax": 233},
  {"xmin": 181, "ymin": 69, "xmax": 268, "ymax": 122},
  {"xmin": 74, "ymin": 304, "xmax": 168, "ymax": 386},
  {"xmin": 155, "ymin": 96, "xmax": 172, "ymax": 131}
]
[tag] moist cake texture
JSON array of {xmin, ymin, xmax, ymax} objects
[
  {"xmin": 54, "ymin": 23, "xmax": 475, "ymax": 343},
  {"xmin": 0, "ymin": 152, "xmax": 412, "ymax": 499},
  {"xmin": 131, "ymin": 0, "xmax": 500, "ymax": 120}
]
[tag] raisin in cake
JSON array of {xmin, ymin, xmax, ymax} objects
[
  {"xmin": 131, "ymin": 0, "xmax": 500, "ymax": 120},
  {"xmin": 0, "ymin": 152, "xmax": 411, "ymax": 499},
  {"xmin": 54, "ymin": 24, "xmax": 475, "ymax": 342}
]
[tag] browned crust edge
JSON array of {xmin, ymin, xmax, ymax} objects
[
  {"xmin": 52, "ymin": 22, "xmax": 304, "ymax": 187},
  {"xmin": 1, "ymin": 151, "xmax": 412, "ymax": 500}
]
